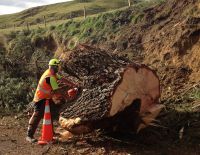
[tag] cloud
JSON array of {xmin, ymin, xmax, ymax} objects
[
  {"xmin": 0, "ymin": 0, "xmax": 72, "ymax": 15},
  {"xmin": 0, "ymin": 0, "xmax": 39, "ymax": 8},
  {"xmin": 0, "ymin": 5, "xmax": 23, "ymax": 15}
]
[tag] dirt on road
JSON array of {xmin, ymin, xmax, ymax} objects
[{"xmin": 0, "ymin": 115, "xmax": 200, "ymax": 155}]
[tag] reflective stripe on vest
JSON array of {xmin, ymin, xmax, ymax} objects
[
  {"xmin": 37, "ymin": 76, "xmax": 51, "ymax": 95},
  {"xmin": 33, "ymin": 69, "xmax": 57, "ymax": 102},
  {"xmin": 38, "ymin": 84, "xmax": 51, "ymax": 94}
]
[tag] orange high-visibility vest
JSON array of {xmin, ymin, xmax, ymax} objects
[{"xmin": 33, "ymin": 69, "xmax": 57, "ymax": 102}]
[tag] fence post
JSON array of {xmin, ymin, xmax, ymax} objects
[
  {"xmin": 31, "ymin": 10, "xmax": 33, "ymax": 17},
  {"xmin": 84, "ymin": 6, "xmax": 86, "ymax": 19},
  {"xmin": 26, "ymin": 22, "xmax": 30, "ymax": 31},
  {"xmin": 43, "ymin": 16, "xmax": 47, "ymax": 28},
  {"xmin": 128, "ymin": 0, "xmax": 131, "ymax": 7},
  {"xmin": 70, "ymin": 12, "xmax": 72, "ymax": 19},
  {"xmin": 70, "ymin": 12, "xmax": 73, "ymax": 20}
]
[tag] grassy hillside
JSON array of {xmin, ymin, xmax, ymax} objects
[
  {"xmin": 0, "ymin": 0, "xmax": 164, "ymax": 112},
  {"xmin": 0, "ymin": 0, "xmax": 135, "ymax": 30},
  {"xmin": 2, "ymin": 0, "xmax": 200, "ymax": 120}
]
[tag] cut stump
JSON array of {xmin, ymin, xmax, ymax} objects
[{"xmin": 58, "ymin": 44, "xmax": 163, "ymax": 135}]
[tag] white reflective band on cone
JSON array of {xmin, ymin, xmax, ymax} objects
[
  {"xmin": 45, "ymin": 105, "xmax": 50, "ymax": 113},
  {"xmin": 43, "ymin": 119, "xmax": 51, "ymax": 125}
]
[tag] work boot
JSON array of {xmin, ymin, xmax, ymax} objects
[{"xmin": 26, "ymin": 136, "xmax": 38, "ymax": 143}]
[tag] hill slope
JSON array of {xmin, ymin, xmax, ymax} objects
[
  {"xmin": 0, "ymin": 0, "xmax": 199, "ymax": 114},
  {"xmin": 0, "ymin": 0, "xmax": 133, "ymax": 29},
  {"xmin": 0, "ymin": 1, "xmax": 200, "ymax": 153}
]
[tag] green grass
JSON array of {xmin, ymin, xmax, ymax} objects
[
  {"xmin": 0, "ymin": 0, "xmax": 130, "ymax": 30},
  {"xmin": 190, "ymin": 87, "xmax": 200, "ymax": 100},
  {"xmin": 1, "ymin": 0, "xmax": 164, "ymax": 57},
  {"xmin": 0, "ymin": 0, "xmax": 166, "ymax": 35}
]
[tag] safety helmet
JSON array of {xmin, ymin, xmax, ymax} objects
[{"xmin": 48, "ymin": 59, "xmax": 60, "ymax": 66}]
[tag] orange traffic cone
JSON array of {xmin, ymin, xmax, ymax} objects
[{"xmin": 38, "ymin": 100, "xmax": 53, "ymax": 145}]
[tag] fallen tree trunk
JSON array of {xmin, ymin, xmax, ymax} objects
[{"xmin": 59, "ymin": 44, "xmax": 163, "ymax": 135}]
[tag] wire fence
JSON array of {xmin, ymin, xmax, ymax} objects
[{"xmin": 0, "ymin": 0, "xmax": 134, "ymax": 31}]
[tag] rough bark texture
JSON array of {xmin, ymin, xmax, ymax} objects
[{"xmin": 59, "ymin": 44, "xmax": 162, "ymax": 134}]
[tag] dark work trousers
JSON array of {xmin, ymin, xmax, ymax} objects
[{"xmin": 27, "ymin": 99, "xmax": 58, "ymax": 138}]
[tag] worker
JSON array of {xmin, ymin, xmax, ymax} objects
[{"xmin": 26, "ymin": 58, "xmax": 76, "ymax": 143}]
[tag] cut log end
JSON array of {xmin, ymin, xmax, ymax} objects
[
  {"xmin": 58, "ymin": 46, "xmax": 162, "ymax": 134},
  {"xmin": 110, "ymin": 65, "xmax": 160, "ymax": 116}
]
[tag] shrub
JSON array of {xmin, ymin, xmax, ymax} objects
[
  {"xmin": 8, "ymin": 35, "xmax": 34, "ymax": 63},
  {"xmin": 0, "ymin": 47, "xmax": 6, "ymax": 68},
  {"xmin": 0, "ymin": 75, "xmax": 37, "ymax": 112},
  {"xmin": 6, "ymin": 31, "xmax": 17, "ymax": 41}
]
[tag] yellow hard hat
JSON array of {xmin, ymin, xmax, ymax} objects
[{"xmin": 48, "ymin": 59, "xmax": 60, "ymax": 66}]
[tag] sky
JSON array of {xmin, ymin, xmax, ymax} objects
[{"xmin": 0, "ymin": 0, "xmax": 72, "ymax": 15}]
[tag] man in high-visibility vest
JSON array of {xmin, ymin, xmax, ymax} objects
[{"xmin": 26, "ymin": 58, "xmax": 75, "ymax": 143}]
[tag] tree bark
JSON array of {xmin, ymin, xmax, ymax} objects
[{"xmin": 59, "ymin": 44, "xmax": 163, "ymax": 134}]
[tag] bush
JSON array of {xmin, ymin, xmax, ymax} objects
[
  {"xmin": 6, "ymin": 31, "xmax": 18, "ymax": 41},
  {"xmin": 31, "ymin": 34, "xmax": 43, "ymax": 46},
  {"xmin": 0, "ymin": 47, "xmax": 6, "ymax": 70},
  {"xmin": 8, "ymin": 36, "xmax": 33, "ymax": 61},
  {"xmin": 0, "ymin": 75, "xmax": 37, "ymax": 112}
]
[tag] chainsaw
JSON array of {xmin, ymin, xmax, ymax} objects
[{"xmin": 52, "ymin": 78, "xmax": 81, "ymax": 104}]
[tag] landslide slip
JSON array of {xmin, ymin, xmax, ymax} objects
[{"xmin": 115, "ymin": 0, "xmax": 200, "ymax": 101}]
